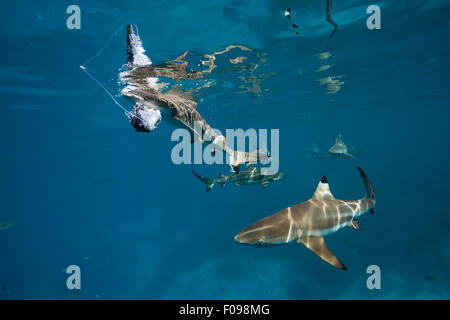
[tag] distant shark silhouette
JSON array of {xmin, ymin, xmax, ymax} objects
[
  {"xmin": 235, "ymin": 167, "xmax": 375, "ymax": 270},
  {"xmin": 328, "ymin": 134, "xmax": 362, "ymax": 159},
  {"xmin": 328, "ymin": 134, "xmax": 360, "ymax": 159},
  {"xmin": 192, "ymin": 165, "xmax": 287, "ymax": 192},
  {"xmin": 306, "ymin": 134, "xmax": 363, "ymax": 160},
  {"xmin": 119, "ymin": 25, "xmax": 269, "ymax": 173}
]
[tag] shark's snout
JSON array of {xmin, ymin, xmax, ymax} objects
[
  {"xmin": 234, "ymin": 229, "xmax": 265, "ymax": 245},
  {"xmin": 129, "ymin": 105, "xmax": 162, "ymax": 132}
]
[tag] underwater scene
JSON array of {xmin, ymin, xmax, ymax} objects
[{"xmin": 0, "ymin": 0, "xmax": 449, "ymax": 300}]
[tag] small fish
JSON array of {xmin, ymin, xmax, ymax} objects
[
  {"xmin": 315, "ymin": 52, "xmax": 331, "ymax": 61},
  {"xmin": 424, "ymin": 275, "xmax": 436, "ymax": 282},
  {"xmin": 0, "ymin": 222, "xmax": 17, "ymax": 231},
  {"xmin": 316, "ymin": 64, "xmax": 332, "ymax": 72},
  {"xmin": 1, "ymin": 284, "xmax": 11, "ymax": 294}
]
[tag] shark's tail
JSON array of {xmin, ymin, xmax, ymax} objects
[
  {"xmin": 126, "ymin": 25, "xmax": 152, "ymax": 66},
  {"xmin": 357, "ymin": 166, "xmax": 375, "ymax": 213},
  {"xmin": 192, "ymin": 170, "xmax": 215, "ymax": 192}
]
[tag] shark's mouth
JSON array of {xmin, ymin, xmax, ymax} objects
[{"xmin": 129, "ymin": 104, "xmax": 162, "ymax": 132}]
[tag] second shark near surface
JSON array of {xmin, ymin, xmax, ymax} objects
[{"xmin": 193, "ymin": 165, "xmax": 287, "ymax": 192}]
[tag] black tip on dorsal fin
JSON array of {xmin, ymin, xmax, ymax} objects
[{"xmin": 321, "ymin": 176, "xmax": 328, "ymax": 183}]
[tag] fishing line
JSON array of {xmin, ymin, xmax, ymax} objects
[
  {"xmin": 79, "ymin": 25, "xmax": 143, "ymax": 120},
  {"xmin": 80, "ymin": 65, "xmax": 131, "ymax": 117},
  {"xmin": 79, "ymin": 24, "xmax": 160, "ymax": 127},
  {"xmin": 81, "ymin": 25, "xmax": 124, "ymax": 67}
]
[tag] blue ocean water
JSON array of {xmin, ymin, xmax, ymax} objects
[{"xmin": 0, "ymin": 0, "xmax": 449, "ymax": 299}]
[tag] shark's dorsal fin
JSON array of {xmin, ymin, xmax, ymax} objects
[
  {"xmin": 299, "ymin": 236, "xmax": 346, "ymax": 270},
  {"xmin": 328, "ymin": 134, "xmax": 347, "ymax": 154},
  {"xmin": 311, "ymin": 176, "xmax": 335, "ymax": 201}
]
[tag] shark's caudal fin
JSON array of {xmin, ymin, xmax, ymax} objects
[
  {"xmin": 192, "ymin": 170, "xmax": 215, "ymax": 192},
  {"xmin": 357, "ymin": 167, "xmax": 375, "ymax": 200},
  {"xmin": 357, "ymin": 166, "xmax": 375, "ymax": 213},
  {"xmin": 126, "ymin": 25, "xmax": 152, "ymax": 66}
]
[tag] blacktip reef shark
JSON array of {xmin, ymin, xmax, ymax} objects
[
  {"xmin": 327, "ymin": 134, "xmax": 362, "ymax": 159},
  {"xmin": 306, "ymin": 134, "xmax": 363, "ymax": 160},
  {"xmin": 234, "ymin": 167, "xmax": 375, "ymax": 270},
  {"xmin": 192, "ymin": 165, "xmax": 287, "ymax": 192},
  {"xmin": 0, "ymin": 222, "xmax": 16, "ymax": 231},
  {"xmin": 118, "ymin": 25, "xmax": 270, "ymax": 173}
]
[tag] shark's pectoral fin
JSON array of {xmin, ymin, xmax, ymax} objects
[
  {"xmin": 299, "ymin": 236, "xmax": 346, "ymax": 270},
  {"xmin": 349, "ymin": 220, "xmax": 360, "ymax": 230},
  {"xmin": 344, "ymin": 152, "xmax": 358, "ymax": 159}
]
